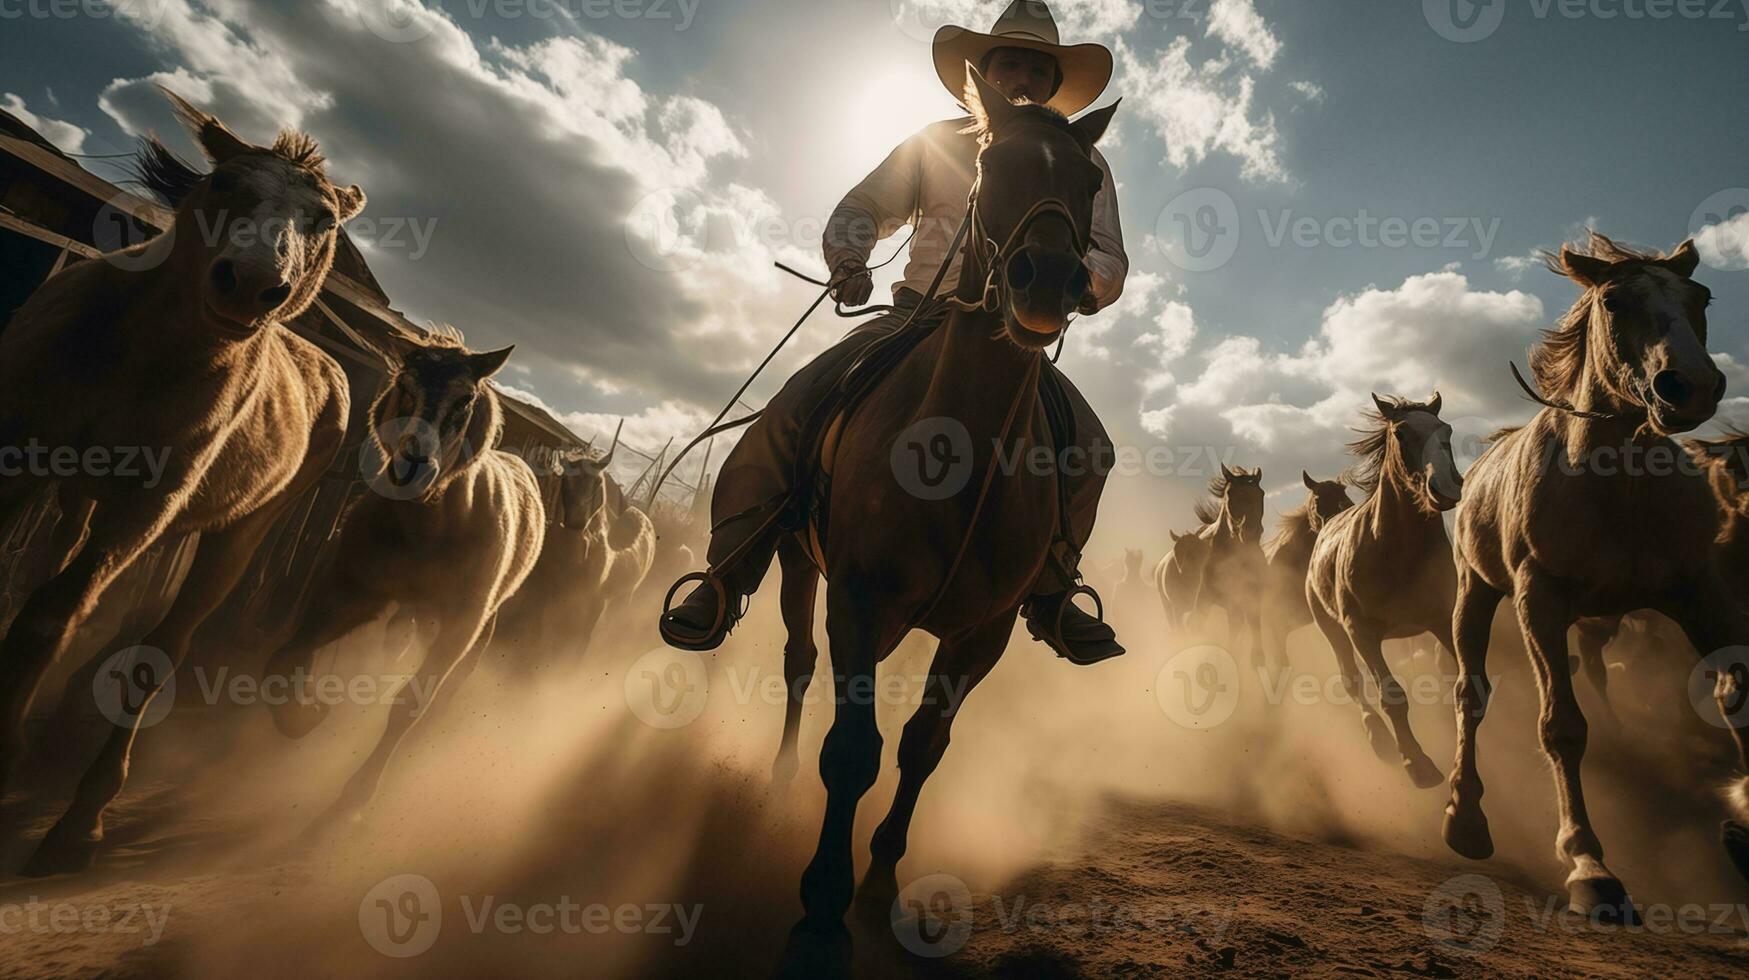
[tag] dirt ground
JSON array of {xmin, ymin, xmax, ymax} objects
[{"xmin": 2, "ymin": 588, "xmax": 1747, "ymax": 978}]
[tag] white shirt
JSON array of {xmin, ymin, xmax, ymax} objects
[{"xmin": 823, "ymin": 118, "xmax": 1128, "ymax": 311}]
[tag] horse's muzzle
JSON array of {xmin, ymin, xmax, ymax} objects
[{"xmin": 1003, "ymin": 245, "xmax": 1087, "ymax": 344}]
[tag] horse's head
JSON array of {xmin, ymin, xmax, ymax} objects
[
  {"xmin": 554, "ymin": 433, "xmax": 619, "ymax": 530},
  {"xmin": 1219, "ymin": 463, "xmax": 1266, "ymax": 540},
  {"xmin": 1366, "ymin": 392, "xmax": 1462, "ymax": 512},
  {"xmin": 1541, "ymin": 233, "xmax": 1722, "ymax": 434},
  {"xmin": 962, "ymin": 65, "xmax": 1118, "ymax": 349},
  {"xmin": 139, "ymin": 89, "xmax": 366, "ymax": 337},
  {"xmin": 1123, "ymin": 548, "xmax": 1142, "ymax": 574},
  {"xmin": 1301, "ymin": 470, "xmax": 1355, "ymax": 531},
  {"xmin": 370, "ymin": 330, "xmax": 512, "ymax": 499}
]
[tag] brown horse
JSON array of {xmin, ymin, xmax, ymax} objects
[
  {"xmin": 1188, "ymin": 465, "xmax": 1266, "ymax": 664},
  {"xmin": 1446, "ymin": 234, "xmax": 1748, "ymax": 921},
  {"xmin": 763, "ymin": 68, "xmax": 1118, "ymax": 969},
  {"xmin": 1306, "ymin": 395, "xmax": 1463, "ymax": 788},
  {"xmin": 1260, "ymin": 472, "xmax": 1355, "ymax": 670},
  {"xmin": 0, "ymin": 91, "xmax": 363, "ymax": 874},
  {"xmin": 499, "ymin": 436, "xmax": 656, "ymax": 666},
  {"xmin": 1154, "ymin": 528, "xmax": 1211, "ymax": 630},
  {"xmin": 261, "ymin": 329, "xmax": 544, "ymax": 829}
]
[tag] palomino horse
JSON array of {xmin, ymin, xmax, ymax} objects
[
  {"xmin": 1260, "ymin": 472, "xmax": 1354, "ymax": 671},
  {"xmin": 1155, "ymin": 528, "xmax": 1211, "ymax": 630},
  {"xmin": 1188, "ymin": 465, "xmax": 1266, "ymax": 663},
  {"xmin": 1446, "ymin": 234, "xmax": 1749, "ymax": 920},
  {"xmin": 1306, "ymin": 395, "xmax": 1462, "ymax": 788},
  {"xmin": 261, "ymin": 329, "xmax": 544, "ymax": 828},
  {"xmin": 0, "ymin": 91, "xmax": 364, "ymax": 875},
  {"xmin": 763, "ymin": 68, "xmax": 1118, "ymax": 969},
  {"xmin": 500, "ymin": 437, "xmax": 656, "ymax": 666}
]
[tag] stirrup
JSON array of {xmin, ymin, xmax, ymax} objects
[
  {"xmin": 1051, "ymin": 583, "xmax": 1106, "ymax": 639},
  {"xmin": 659, "ymin": 571, "xmax": 731, "ymax": 651}
]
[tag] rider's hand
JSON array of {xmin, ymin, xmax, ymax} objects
[{"xmin": 831, "ymin": 260, "xmax": 873, "ymax": 307}]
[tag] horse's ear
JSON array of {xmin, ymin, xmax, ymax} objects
[
  {"xmin": 1220, "ymin": 462, "xmax": 1236, "ymax": 481},
  {"xmin": 1302, "ymin": 470, "xmax": 1317, "ymax": 491},
  {"xmin": 160, "ymin": 87, "xmax": 254, "ymax": 164},
  {"xmin": 1428, "ymin": 391, "xmax": 1443, "ymax": 416},
  {"xmin": 467, "ymin": 345, "xmax": 515, "ymax": 380},
  {"xmin": 336, "ymin": 184, "xmax": 368, "ymax": 223},
  {"xmin": 1371, "ymin": 393, "xmax": 1396, "ymax": 419},
  {"xmin": 1558, "ymin": 246, "xmax": 1612, "ymax": 288},
  {"xmin": 964, "ymin": 63, "xmax": 1018, "ymax": 133},
  {"xmin": 1072, "ymin": 99, "xmax": 1120, "ymax": 146},
  {"xmin": 1664, "ymin": 239, "xmax": 1701, "ymax": 279}
]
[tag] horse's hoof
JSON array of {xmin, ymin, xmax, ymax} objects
[
  {"xmin": 1362, "ymin": 713, "xmax": 1395, "ymax": 763},
  {"xmin": 1568, "ymin": 875, "xmax": 1639, "ymax": 925},
  {"xmin": 853, "ymin": 872, "xmax": 899, "ymax": 929},
  {"xmin": 1442, "ymin": 802, "xmax": 1494, "ymax": 860},
  {"xmin": 1405, "ymin": 755, "xmax": 1444, "ymax": 790},
  {"xmin": 1722, "ymin": 821, "xmax": 1749, "ymax": 883},
  {"xmin": 22, "ymin": 825, "xmax": 99, "ymax": 877},
  {"xmin": 776, "ymin": 919, "xmax": 852, "ymax": 979},
  {"xmin": 270, "ymin": 700, "xmax": 330, "ymax": 740}
]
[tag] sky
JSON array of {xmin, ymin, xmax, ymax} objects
[{"xmin": 3, "ymin": 0, "xmax": 1748, "ymax": 559}]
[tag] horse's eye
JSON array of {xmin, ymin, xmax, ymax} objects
[
  {"xmin": 1602, "ymin": 291, "xmax": 1630, "ymax": 314},
  {"xmin": 211, "ymin": 171, "xmax": 237, "ymax": 193},
  {"xmin": 309, "ymin": 208, "xmax": 337, "ymax": 235}
]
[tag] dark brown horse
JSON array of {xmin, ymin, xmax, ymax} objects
[
  {"xmin": 1446, "ymin": 234, "xmax": 1749, "ymax": 921},
  {"xmin": 1189, "ymin": 465, "xmax": 1266, "ymax": 665},
  {"xmin": 1260, "ymin": 472, "xmax": 1354, "ymax": 670},
  {"xmin": 0, "ymin": 91, "xmax": 363, "ymax": 874},
  {"xmin": 769, "ymin": 67, "xmax": 1118, "ymax": 970}
]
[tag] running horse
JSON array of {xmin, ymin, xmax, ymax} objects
[
  {"xmin": 1446, "ymin": 234, "xmax": 1749, "ymax": 920},
  {"xmin": 1187, "ymin": 465, "xmax": 1266, "ymax": 664},
  {"xmin": 763, "ymin": 68, "xmax": 1119, "ymax": 970}
]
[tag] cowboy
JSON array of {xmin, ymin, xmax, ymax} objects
[{"xmin": 660, "ymin": 0, "xmax": 1127, "ymax": 665}]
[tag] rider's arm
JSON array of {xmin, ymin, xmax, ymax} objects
[
  {"xmin": 822, "ymin": 132, "xmax": 924, "ymax": 276},
  {"xmin": 1082, "ymin": 148, "xmax": 1127, "ymax": 312}
]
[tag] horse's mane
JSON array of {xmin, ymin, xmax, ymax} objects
[
  {"xmin": 1690, "ymin": 425, "xmax": 1749, "ymax": 499},
  {"xmin": 1192, "ymin": 470, "xmax": 1230, "ymax": 526},
  {"xmin": 134, "ymin": 127, "xmax": 332, "ymax": 207},
  {"xmin": 1531, "ymin": 231, "xmax": 1673, "ymax": 401},
  {"xmin": 960, "ymin": 100, "xmax": 1095, "ymax": 153},
  {"xmin": 421, "ymin": 322, "xmax": 468, "ymax": 350},
  {"xmin": 1345, "ymin": 395, "xmax": 1438, "ymax": 497}
]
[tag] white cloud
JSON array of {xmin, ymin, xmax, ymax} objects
[
  {"xmin": 1207, "ymin": 0, "xmax": 1280, "ymax": 69},
  {"xmin": 1696, "ymin": 209, "xmax": 1749, "ymax": 272},
  {"xmin": 1115, "ymin": 36, "xmax": 1287, "ymax": 182},
  {"xmin": 1289, "ymin": 80, "xmax": 1325, "ymax": 104},
  {"xmin": 1493, "ymin": 252, "xmax": 1542, "ymax": 281},
  {"xmin": 895, "ymin": 0, "xmax": 1140, "ymax": 39},
  {"xmin": 1, "ymin": 92, "xmax": 89, "ymax": 154}
]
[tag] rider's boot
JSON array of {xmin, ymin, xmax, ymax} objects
[
  {"xmin": 1020, "ymin": 545, "xmax": 1124, "ymax": 666},
  {"xmin": 658, "ymin": 508, "xmax": 784, "ymax": 652}
]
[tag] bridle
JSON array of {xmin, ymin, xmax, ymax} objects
[{"xmin": 947, "ymin": 171, "xmax": 1093, "ymax": 317}]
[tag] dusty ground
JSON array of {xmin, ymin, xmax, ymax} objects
[{"xmin": 1, "ymin": 589, "xmax": 1747, "ymax": 978}]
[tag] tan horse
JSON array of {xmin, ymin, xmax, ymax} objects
[
  {"xmin": 500, "ymin": 437, "xmax": 656, "ymax": 665},
  {"xmin": 1446, "ymin": 234, "xmax": 1748, "ymax": 921},
  {"xmin": 261, "ymin": 329, "xmax": 544, "ymax": 829},
  {"xmin": 1306, "ymin": 395, "xmax": 1462, "ymax": 788},
  {"xmin": 758, "ymin": 69, "xmax": 1118, "ymax": 969},
  {"xmin": 1155, "ymin": 528, "xmax": 1211, "ymax": 630},
  {"xmin": 1260, "ymin": 472, "xmax": 1355, "ymax": 670},
  {"xmin": 0, "ymin": 91, "xmax": 363, "ymax": 875},
  {"xmin": 1189, "ymin": 465, "xmax": 1266, "ymax": 663}
]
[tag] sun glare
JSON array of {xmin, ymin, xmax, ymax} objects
[{"xmin": 837, "ymin": 66, "xmax": 960, "ymax": 175}]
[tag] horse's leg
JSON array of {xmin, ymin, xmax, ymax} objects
[
  {"xmin": 1348, "ymin": 624, "xmax": 1441, "ymax": 788},
  {"xmin": 1572, "ymin": 618, "xmax": 1620, "ymax": 723},
  {"xmin": 1515, "ymin": 571, "xmax": 1635, "ymax": 922},
  {"xmin": 771, "ymin": 536, "xmax": 819, "ymax": 788},
  {"xmin": 23, "ymin": 502, "xmax": 285, "ymax": 874},
  {"xmin": 1443, "ymin": 562, "xmax": 1503, "ymax": 860},
  {"xmin": 261, "ymin": 576, "xmax": 393, "ymax": 739},
  {"xmin": 782, "ymin": 583, "xmax": 903, "ymax": 972},
  {"xmin": 1307, "ymin": 599, "xmax": 1388, "ymax": 760},
  {"xmin": 857, "ymin": 615, "xmax": 1009, "ymax": 921},
  {"xmin": 0, "ymin": 499, "xmax": 172, "ymax": 798},
  {"xmin": 1657, "ymin": 580, "xmax": 1749, "ymax": 881},
  {"xmin": 308, "ymin": 609, "xmax": 494, "ymax": 832}
]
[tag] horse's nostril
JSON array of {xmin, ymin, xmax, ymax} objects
[
  {"xmin": 210, "ymin": 260, "xmax": 237, "ymax": 295},
  {"xmin": 1005, "ymin": 250, "xmax": 1036, "ymax": 291},
  {"xmin": 1651, "ymin": 370, "xmax": 1694, "ymax": 407},
  {"xmin": 259, "ymin": 284, "xmax": 293, "ymax": 309}
]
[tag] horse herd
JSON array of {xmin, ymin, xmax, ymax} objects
[
  {"xmin": 0, "ymin": 91, "xmax": 654, "ymax": 877},
  {"xmin": 0, "ymin": 78, "xmax": 1746, "ymax": 968}
]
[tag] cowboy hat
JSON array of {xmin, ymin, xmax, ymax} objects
[{"xmin": 931, "ymin": 0, "xmax": 1113, "ymax": 117}]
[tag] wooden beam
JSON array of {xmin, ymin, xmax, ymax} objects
[
  {"xmin": 0, "ymin": 134, "xmax": 174, "ymax": 230},
  {"xmin": 0, "ymin": 211, "xmax": 102, "ymax": 258}
]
